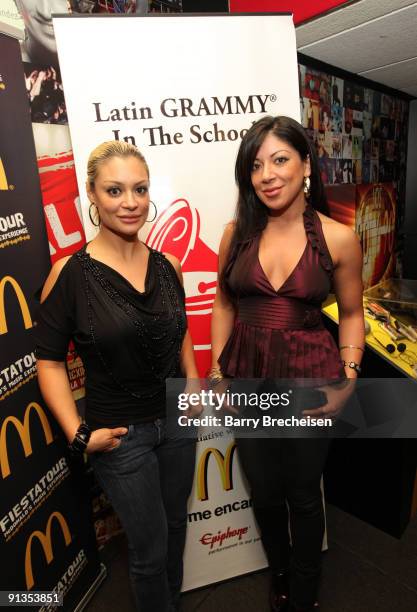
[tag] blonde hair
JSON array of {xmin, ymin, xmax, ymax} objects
[{"xmin": 86, "ymin": 140, "xmax": 149, "ymax": 187}]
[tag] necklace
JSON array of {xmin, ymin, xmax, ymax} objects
[{"xmin": 76, "ymin": 248, "xmax": 186, "ymax": 400}]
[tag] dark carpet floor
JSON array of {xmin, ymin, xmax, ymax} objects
[{"xmin": 85, "ymin": 504, "xmax": 417, "ymax": 612}]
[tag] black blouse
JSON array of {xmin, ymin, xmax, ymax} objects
[{"xmin": 34, "ymin": 245, "xmax": 187, "ymax": 430}]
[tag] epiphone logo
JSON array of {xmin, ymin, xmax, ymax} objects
[
  {"xmin": 0, "ymin": 402, "xmax": 54, "ymax": 479},
  {"xmin": 0, "ymin": 276, "xmax": 32, "ymax": 335},
  {"xmin": 200, "ymin": 525, "xmax": 249, "ymax": 549},
  {"xmin": 25, "ymin": 511, "xmax": 71, "ymax": 590},
  {"xmin": 197, "ymin": 442, "xmax": 237, "ymax": 502},
  {"xmin": 0, "ymin": 158, "xmax": 13, "ymax": 190}
]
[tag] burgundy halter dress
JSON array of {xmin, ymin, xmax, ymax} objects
[{"xmin": 219, "ymin": 205, "xmax": 345, "ymax": 381}]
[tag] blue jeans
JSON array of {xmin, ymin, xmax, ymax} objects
[{"xmin": 89, "ymin": 419, "xmax": 196, "ymax": 612}]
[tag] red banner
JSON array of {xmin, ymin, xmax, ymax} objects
[{"xmin": 229, "ymin": 0, "xmax": 350, "ymax": 24}]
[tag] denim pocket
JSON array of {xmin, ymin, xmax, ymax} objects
[
  {"xmin": 93, "ymin": 424, "xmax": 133, "ymax": 457},
  {"xmin": 109, "ymin": 424, "xmax": 133, "ymax": 451}
]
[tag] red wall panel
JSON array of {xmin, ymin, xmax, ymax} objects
[{"xmin": 229, "ymin": 0, "xmax": 351, "ymax": 24}]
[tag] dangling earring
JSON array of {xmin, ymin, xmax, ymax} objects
[
  {"xmin": 303, "ymin": 176, "xmax": 311, "ymax": 198},
  {"xmin": 89, "ymin": 202, "xmax": 100, "ymax": 227},
  {"xmin": 146, "ymin": 201, "xmax": 157, "ymax": 223}
]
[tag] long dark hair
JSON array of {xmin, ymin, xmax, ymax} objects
[{"xmin": 220, "ymin": 115, "xmax": 329, "ymax": 295}]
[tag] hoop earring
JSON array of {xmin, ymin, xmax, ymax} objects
[
  {"xmin": 146, "ymin": 200, "xmax": 157, "ymax": 223},
  {"xmin": 89, "ymin": 202, "xmax": 100, "ymax": 227},
  {"xmin": 303, "ymin": 176, "xmax": 311, "ymax": 198}
]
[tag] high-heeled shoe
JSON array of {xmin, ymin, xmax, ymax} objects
[{"xmin": 270, "ymin": 571, "xmax": 290, "ymax": 612}]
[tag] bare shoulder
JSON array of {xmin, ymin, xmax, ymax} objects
[
  {"xmin": 317, "ymin": 211, "xmax": 361, "ymax": 266},
  {"xmin": 317, "ymin": 211, "xmax": 360, "ymax": 249},
  {"xmin": 163, "ymin": 252, "xmax": 181, "ymax": 273},
  {"xmin": 41, "ymin": 256, "xmax": 71, "ymax": 302},
  {"xmin": 163, "ymin": 252, "xmax": 183, "ymax": 284},
  {"xmin": 219, "ymin": 221, "xmax": 235, "ymax": 250},
  {"xmin": 224, "ymin": 220, "xmax": 236, "ymax": 234}
]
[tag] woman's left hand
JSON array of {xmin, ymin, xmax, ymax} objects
[{"xmin": 302, "ymin": 379, "xmax": 356, "ymax": 420}]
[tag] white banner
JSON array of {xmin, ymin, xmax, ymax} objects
[
  {"xmin": 183, "ymin": 427, "xmax": 267, "ymax": 591},
  {"xmin": 53, "ymin": 13, "xmax": 300, "ymax": 589}
]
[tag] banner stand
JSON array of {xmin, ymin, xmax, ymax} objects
[
  {"xmin": 73, "ymin": 564, "xmax": 107, "ymax": 612},
  {"xmin": 0, "ymin": 32, "xmax": 102, "ymax": 609}
]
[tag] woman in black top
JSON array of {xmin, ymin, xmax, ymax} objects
[{"xmin": 35, "ymin": 141, "xmax": 198, "ymax": 612}]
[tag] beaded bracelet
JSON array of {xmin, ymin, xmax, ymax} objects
[{"xmin": 68, "ymin": 423, "xmax": 91, "ymax": 455}]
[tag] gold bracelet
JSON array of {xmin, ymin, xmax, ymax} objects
[
  {"xmin": 207, "ymin": 366, "xmax": 222, "ymax": 376},
  {"xmin": 339, "ymin": 345, "xmax": 364, "ymax": 352},
  {"xmin": 207, "ymin": 367, "xmax": 224, "ymax": 385}
]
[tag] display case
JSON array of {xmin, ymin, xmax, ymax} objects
[
  {"xmin": 363, "ymin": 278, "xmax": 417, "ymax": 378},
  {"xmin": 364, "ymin": 278, "xmax": 417, "ymax": 316},
  {"xmin": 321, "ymin": 288, "xmax": 417, "ymax": 537},
  {"xmin": 323, "ymin": 280, "xmax": 417, "ymax": 379}
]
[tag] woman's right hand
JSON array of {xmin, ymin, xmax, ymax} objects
[{"xmin": 86, "ymin": 427, "xmax": 128, "ymax": 454}]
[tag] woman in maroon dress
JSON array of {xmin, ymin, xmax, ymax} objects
[{"xmin": 210, "ymin": 116, "xmax": 364, "ymax": 612}]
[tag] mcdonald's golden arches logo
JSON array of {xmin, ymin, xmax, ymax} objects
[
  {"xmin": 25, "ymin": 511, "xmax": 72, "ymax": 590},
  {"xmin": 0, "ymin": 276, "xmax": 32, "ymax": 335},
  {"xmin": 0, "ymin": 402, "xmax": 53, "ymax": 479},
  {"xmin": 0, "ymin": 158, "xmax": 13, "ymax": 190},
  {"xmin": 197, "ymin": 442, "xmax": 237, "ymax": 502}
]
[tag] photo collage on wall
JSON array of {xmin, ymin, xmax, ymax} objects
[
  {"xmin": 21, "ymin": 1, "xmax": 183, "ymax": 126},
  {"xmin": 299, "ymin": 64, "xmax": 409, "ymax": 187},
  {"xmin": 23, "ymin": 64, "xmax": 67, "ymax": 124}
]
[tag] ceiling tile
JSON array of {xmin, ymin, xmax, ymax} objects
[
  {"xmin": 360, "ymin": 57, "xmax": 417, "ymax": 95},
  {"xmin": 296, "ymin": 0, "xmax": 416, "ymax": 47},
  {"xmin": 298, "ymin": 3, "xmax": 417, "ymax": 74}
]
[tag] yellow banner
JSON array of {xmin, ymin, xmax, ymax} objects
[
  {"xmin": 25, "ymin": 511, "xmax": 71, "ymax": 590},
  {"xmin": 0, "ymin": 276, "xmax": 32, "ymax": 335},
  {"xmin": 0, "ymin": 402, "xmax": 53, "ymax": 478}
]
